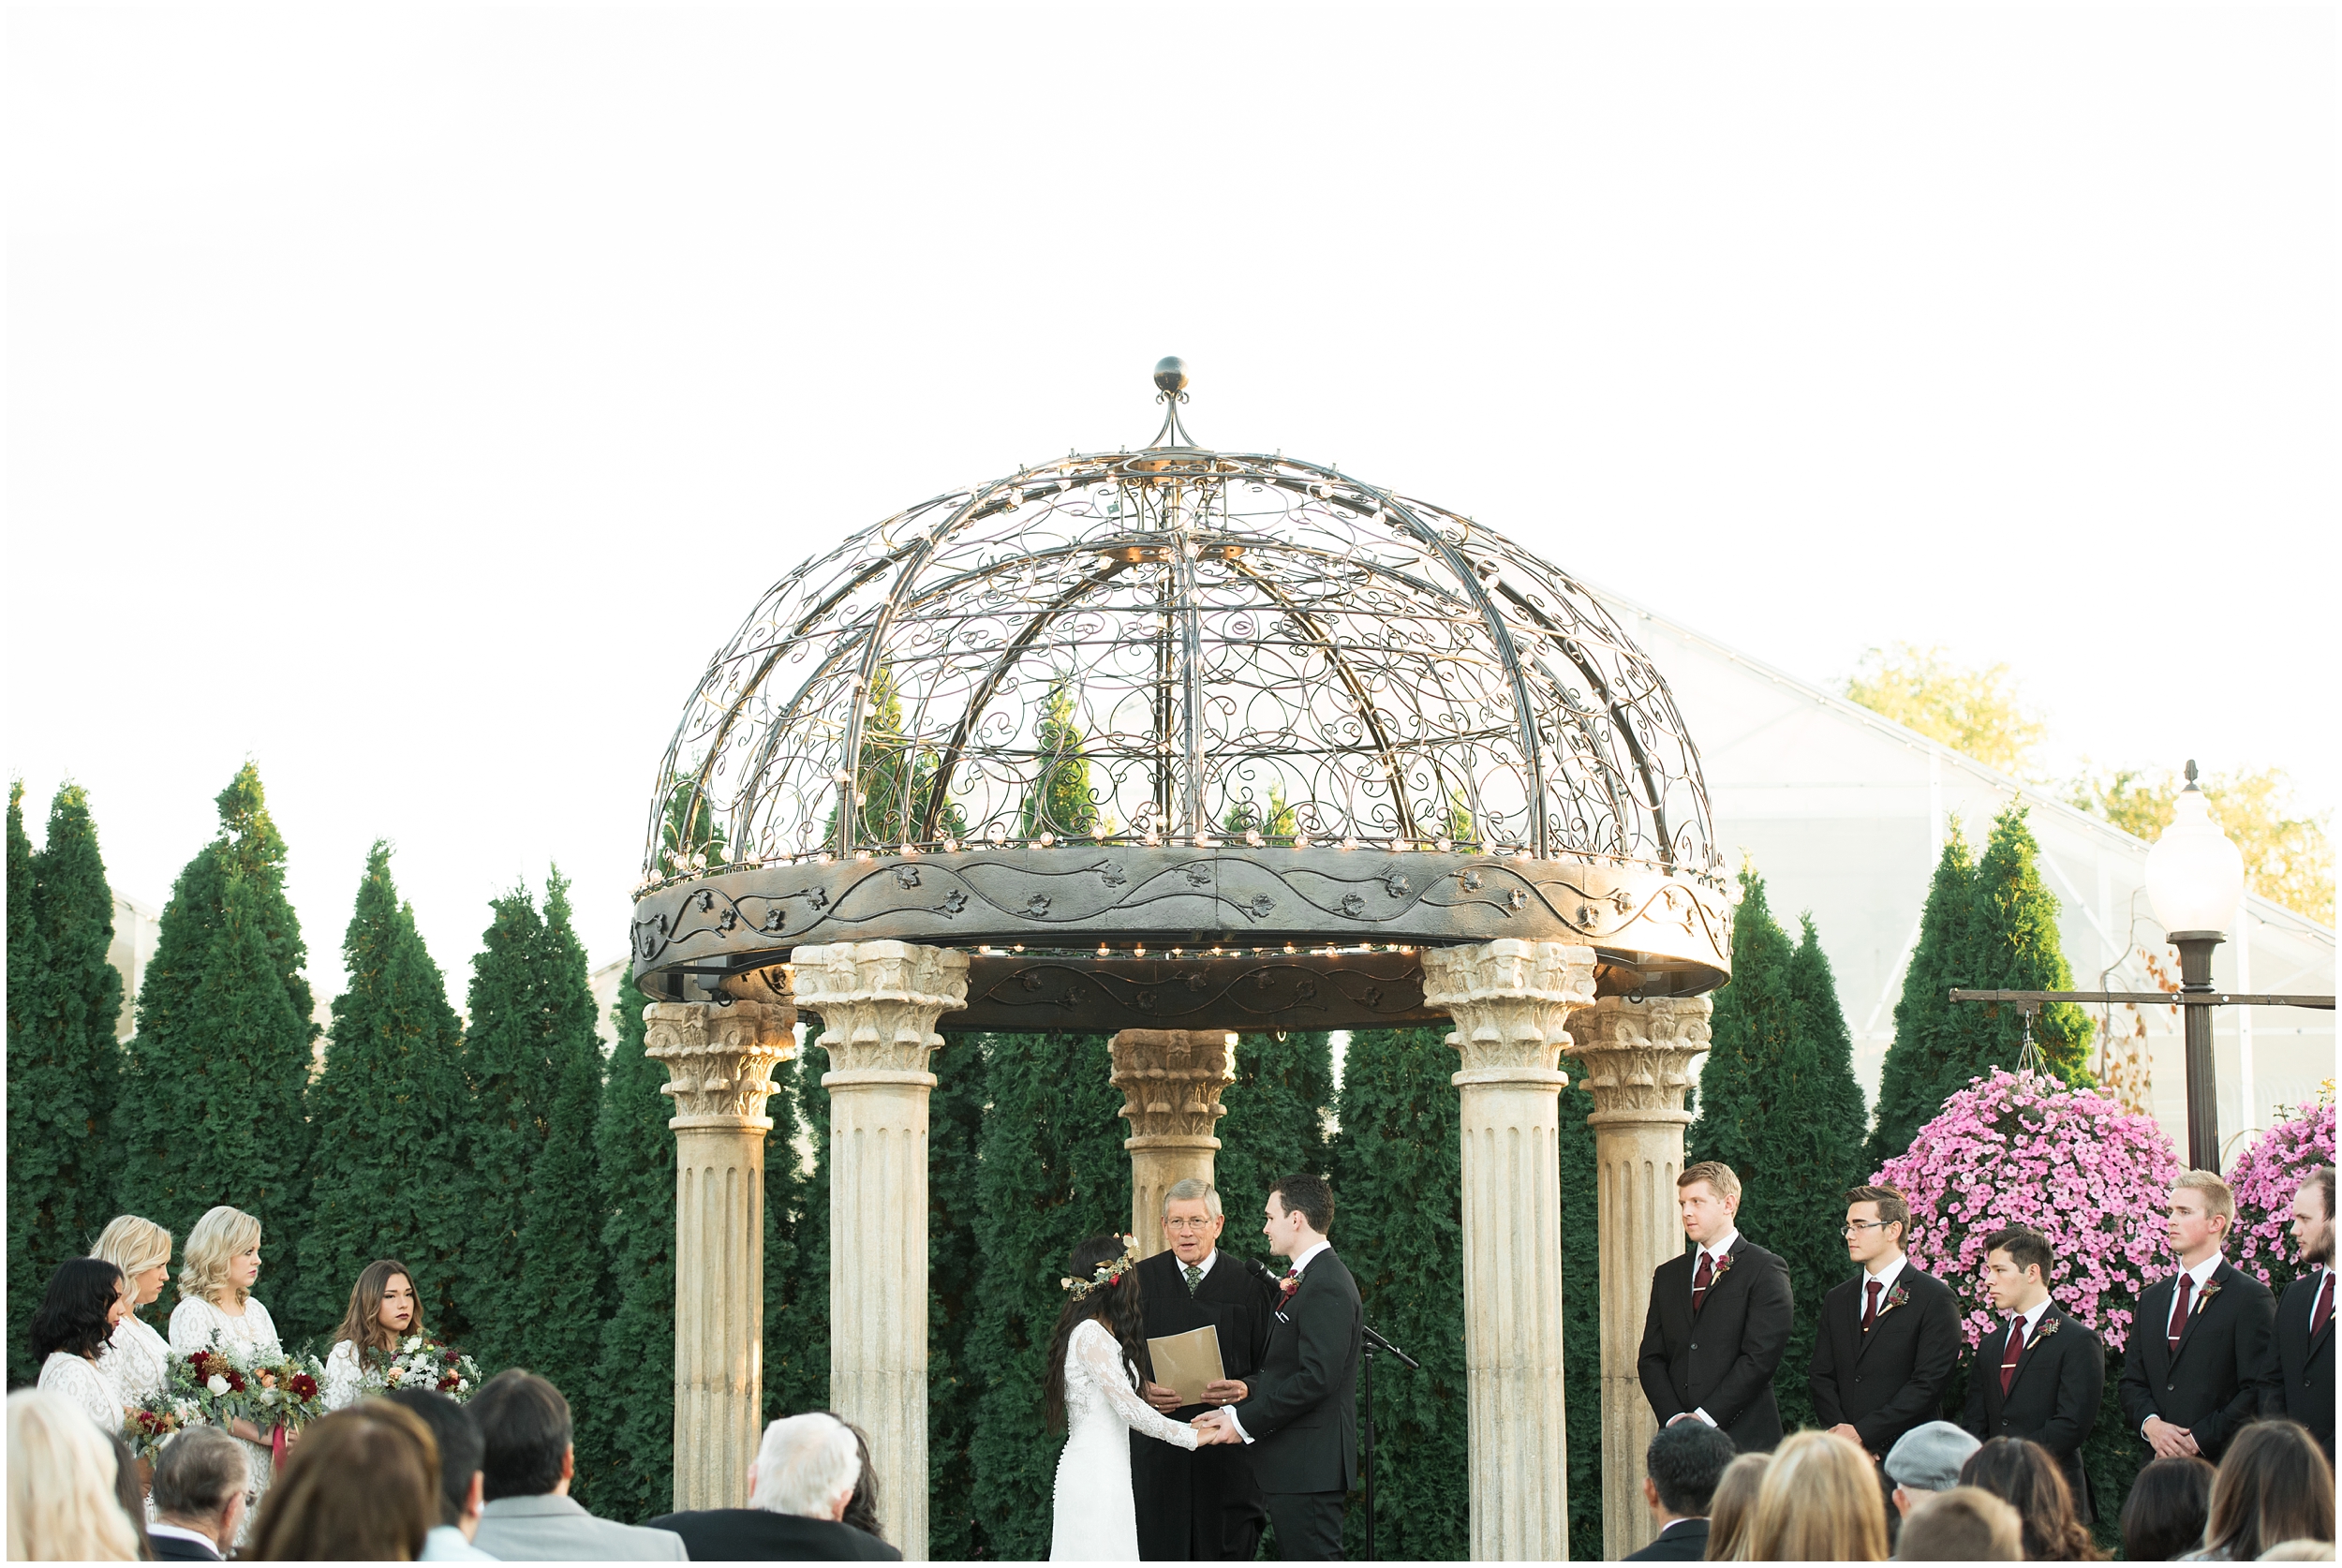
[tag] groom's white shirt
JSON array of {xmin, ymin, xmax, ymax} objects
[{"xmin": 1227, "ymin": 1241, "xmax": 1331, "ymax": 1443}]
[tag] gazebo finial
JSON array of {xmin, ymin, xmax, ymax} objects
[{"xmin": 1149, "ymin": 354, "xmax": 1194, "ymax": 447}]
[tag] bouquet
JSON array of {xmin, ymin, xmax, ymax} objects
[{"xmin": 362, "ymin": 1335, "xmax": 481, "ymax": 1402}]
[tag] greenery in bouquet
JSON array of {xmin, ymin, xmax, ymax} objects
[{"xmin": 363, "ymin": 1335, "xmax": 481, "ymax": 1401}]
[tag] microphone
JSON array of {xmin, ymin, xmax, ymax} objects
[{"xmin": 1245, "ymin": 1256, "xmax": 1284, "ymax": 1298}]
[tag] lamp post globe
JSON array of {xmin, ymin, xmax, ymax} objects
[{"xmin": 2143, "ymin": 760, "xmax": 2246, "ymax": 1172}]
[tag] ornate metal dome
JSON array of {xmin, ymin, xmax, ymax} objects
[{"xmin": 631, "ymin": 361, "xmax": 1731, "ymax": 1028}]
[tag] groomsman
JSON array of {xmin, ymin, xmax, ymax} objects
[
  {"xmin": 2261, "ymin": 1165, "xmax": 2335, "ymax": 1459},
  {"xmin": 1637, "ymin": 1161, "xmax": 1795, "ymax": 1453},
  {"xmin": 2119, "ymin": 1170, "xmax": 2275, "ymax": 1463},
  {"xmin": 1808, "ymin": 1184, "xmax": 1961, "ymax": 1459},
  {"xmin": 1133, "ymin": 1179, "xmax": 1271, "ymax": 1561},
  {"xmin": 1962, "ymin": 1226, "xmax": 2104, "ymax": 1523}
]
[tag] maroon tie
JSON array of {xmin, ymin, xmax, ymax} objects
[
  {"xmin": 1863, "ymin": 1280, "xmax": 1882, "ymax": 1332},
  {"xmin": 2169, "ymin": 1274, "xmax": 2194, "ymax": 1354},
  {"xmin": 2314, "ymin": 1271, "xmax": 2334, "ymax": 1339},
  {"xmin": 1999, "ymin": 1319, "xmax": 2025, "ymax": 1394},
  {"xmin": 1692, "ymin": 1251, "xmax": 1715, "ymax": 1314}
]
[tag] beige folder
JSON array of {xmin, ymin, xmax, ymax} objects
[{"xmin": 1145, "ymin": 1325, "xmax": 1226, "ymax": 1407}]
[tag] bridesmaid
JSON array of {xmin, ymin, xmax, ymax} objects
[
  {"xmin": 320, "ymin": 1259, "xmax": 424, "ymax": 1411},
  {"xmin": 32, "ymin": 1257, "xmax": 130, "ymax": 1433},
  {"xmin": 90, "ymin": 1215, "xmax": 174, "ymax": 1410},
  {"xmin": 168, "ymin": 1205, "xmax": 282, "ymax": 1537}
]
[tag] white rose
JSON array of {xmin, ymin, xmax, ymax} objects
[
  {"xmin": 455, "ymin": 1379, "xmax": 469, "ymax": 1392},
  {"xmin": 206, "ymin": 1374, "xmax": 230, "ymax": 1397},
  {"xmin": 403, "ymin": 1336, "xmax": 422, "ymax": 1353},
  {"xmin": 259, "ymin": 1388, "xmax": 278, "ymax": 1405}
]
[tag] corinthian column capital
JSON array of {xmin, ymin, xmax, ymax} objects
[
  {"xmin": 1568, "ymin": 994, "xmax": 1712, "ymax": 1123},
  {"xmin": 793, "ymin": 939, "xmax": 971, "ymax": 1087},
  {"xmin": 1420, "ymin": 939, "xmax": 1598, "ymax": 1086},
  {"xmin": 1110, "ymin": 1029, "xmax": 1236, "ymax": 1143},
  {"xmin": 645, "ymin": 997, "xmax": 797, "ymax": 1128}
]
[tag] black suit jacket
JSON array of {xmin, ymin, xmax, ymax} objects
[
  {"xmin": 1638, "ymin": 1235, "xmax": 1794, "ymax": 1453},
  {"xmin": 1622, "ymin": 1517, "xmax": 1711, "ymax": 1561},
  {"xmin": 2260, "ymin": 1266, "xmax": 2335, "ymax": 1459},
  {"xmin": 2118, "ymin": 1261, "xmax": 2275, "ymax": 1461},
  {"xmin": 1132, "ymin": 1249, "xmax": 1272, "ymax": 1559},
  {"xmin": 147, "ymin": 1533, "xmax": 223, "ymax": 1562},
  {"xmin": 1228, "ymin": 1247, "xmax": 1361, "ymax": 1495},
  {"xmin": 644, "ymin": 1508, "xmax": 901, "ymax": 1561},
  {"xmin": 1962, "ymin": 1303, "xmax": 2105, "ymax": 1523},
  {"xmin": 1808, "ymin": 1263, "xmax": 1962, "ymax": 1456}
]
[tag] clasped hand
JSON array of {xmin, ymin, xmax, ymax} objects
[{"xmin": 1190, "ymin": 1407, "xmax": 1241, "ymax": 1445}]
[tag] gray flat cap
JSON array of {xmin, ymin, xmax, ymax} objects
[{"xmin": 1883, "ymin": 1421, "xmax": 1981, "ymax": 1493}]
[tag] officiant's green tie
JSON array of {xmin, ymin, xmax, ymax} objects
[{"xmin": 1183, "ymin": 1264, "xmax": 1203, "ymax": 1295}]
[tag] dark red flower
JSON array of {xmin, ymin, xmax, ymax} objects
[
  {"xmin": 437, "ymin": 1373, "xmax": 459, "ymax": 1392},
  {"xmin": 443, "ymin": 1349, "xmax": 461, "ymax": 1367},
  {"xmin": 223, "ymin": 1369, "xmax": 246, "ymax": 1393},
  {"xmin": 187, "ymin": 1351, "xmax": 212, "ymax": 1375},
  {"xmin": 289, "ymin": 1374, "xmax": 319, "ymax": 1399}
]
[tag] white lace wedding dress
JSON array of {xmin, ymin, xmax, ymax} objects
[
  {"xmin": 1050, "ymin": 1316, "xmax": 1200, "ymax": 1561},
  {"xmin": 170, "ymin": 1294, "xmax": 282, "ymax": 1543}
]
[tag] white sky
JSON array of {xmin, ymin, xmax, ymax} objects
[{"xmin": 7, "ymin": 5, "xmax": 2335, "ymax": 1004}]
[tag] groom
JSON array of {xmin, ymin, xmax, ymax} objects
[{"xmin": 1192, "ymin": 1174, "xmax": 1361, "ymax": 1561}]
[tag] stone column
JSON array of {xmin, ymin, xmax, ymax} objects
[
  {"xmin": 1110, "ymin": 1029, "xmax": 1237, "ymax": 1251},
  {"xmin": 645, "ymin": 993, "xmax": 798, "ymax": 1513},
  {"xmin": 1420, "ymin": 939, "xmax": 1598, "ymax": 1563},
  {"xmin": 793, "ymin": 940, "xmax": 970, "ymax": 1564},
  {"xmin": 1570, "ymin": 993, "xmax": 1712, "ymax": 1561}
]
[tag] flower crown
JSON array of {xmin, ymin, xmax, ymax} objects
[{"xmin": 1061, "ymin": 1235, "xmax": 1142, "ymax": 1301}]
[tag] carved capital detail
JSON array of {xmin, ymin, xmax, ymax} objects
[
  {"xmin": 1421, "ymin": 939, "xmax": 1598, "ymax": 1079},
  {"xmin": 794, "ymin": 939, "xmax": 971, "ymax": 1082},
  {"xmin": 1109, "ymin": 1029, "xmax": 1236, "ymax": 1143},
  {"xmin": 1568, "ymin": 993, "xmax": 1712, "ymax": 1117},
  {"xmin": 645, "ymin": 998, "xmax": 798, "ymax": 1123}
]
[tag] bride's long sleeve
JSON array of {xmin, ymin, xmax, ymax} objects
[{"xmin": 1076, "ymin": 1322, "xmax": 1199, "ymax": 1450}]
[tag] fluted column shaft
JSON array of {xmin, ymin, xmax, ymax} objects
[
  {"xmin": 1110, "ymin": 1029, "xmax": 1236, "ymax": 1251},
  {"xmin": 794, "ymin": 940, "xmax": 970, "ymax": 1564},
  {"xmin": 1420, "ymin": 939, "xmax": 1597, "ymax": 1563},
  {"xmin": 1570, "ymin": 993, "xmax": 1712, "ymax": 1561},
  {"xmin": 647, "ymin": 995, "xmax": 798, "ymax": 1513}
]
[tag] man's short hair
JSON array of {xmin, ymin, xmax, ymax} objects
[
  {"xmin": 1645, "ymin": 1418, "xmax": 1737, "ymax": 1516},
  {"xmin": 1983, "ymin": 1226, "xmax": 2053, "ymax": 1283},
  {"xmin": 470, "ymin": 1369, "xmax": 571, "ymax": 1501},
  {"xmin": 1679, "ymin": 1161, "xmax": 1742, "ymax": 1206},
  {"xmin": 752, "ymin": 1413, "xmax": 862, "ymax": 1519},
  {"xmin": 151, "ymin": 1426, "xmax": 247, "ymax": 1518},
  {"xmin": 1162, "ymin": 1178, "xmax": 1222, "ymax": 1220},
  {"xmin": 1884, "ymin": 1421, "xmax": 1982, "ymax": 1494},
  {"xmin": 2173, "ymin": 1169, "xmax": 2236, "ymax": 1223},
  {"xmin": 1845, "ymin": 1185, "xmax": 1913, "ymax": 1244},
  {"xmin": 385, "ymin": 1387, "xmax": 484, "ymax": 1527},
  {"xmin": 2304, "ymin": 1165, "xmax": 2335, "ymax": 1220},
  {"xmin": 1894, "ymin": 1487, "xmax": 2022, "ymax": 1561},
  {"xmin": 1267, "ymin": 1174, "xmax": 1334, "ymax": 1235}
]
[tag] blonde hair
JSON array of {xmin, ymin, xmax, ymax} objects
[
  {"xmin": 1704, "ymin": 1451, "xmax": 1770, "ymax": 1560},
  {"xmin": 89, "ymin": 1215, "xmax": 173, "ymax": 1280},
  {"xmin": 6, "ymin": 1387, "xmax": 141, "ymax": 1561},
  {"xmin": 1679, "ymin": 1161, "xmax": 1742, "ymax": 1206},
  {"xmin": 2173, "ymin": 1168, "xmax": 2236, "ymax": 1225},
  {"xmin": 181, "ymin": 1206, "xmax": 262, "ymax": 1307},
  {"xmin": 1744, "ymin": 1430, "xmax": 1888, "ymax": 1561}
]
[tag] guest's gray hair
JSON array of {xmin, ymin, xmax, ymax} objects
[
  {"xmin": 151, "ymin": 1426, "xmax": 247, "ymax": 1519},
  {"xmin": 752, "ymin": 1413, "xmax": 862, "ymax": 1519},
  {"xmin": 1162, "ymin": 1178, "xmax": 1223, "ymax": 1220}
]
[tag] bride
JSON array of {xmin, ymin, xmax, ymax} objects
[{"xmin": 1045, "ymin": 1234, "xmax": 1233, "ymax": 1561}]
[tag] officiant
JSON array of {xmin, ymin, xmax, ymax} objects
[{"xmin": 1133, "ymin": 1179, "xmax": 1273, "ymax": 1561}]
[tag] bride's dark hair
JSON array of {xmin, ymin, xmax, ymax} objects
[{"xmin": 1042, "ymin": 1235, "xmax": 1149, "ymax": 1432}]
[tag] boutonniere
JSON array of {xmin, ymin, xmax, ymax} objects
[
  {"xmin": 1277, "ymin": 1271, "xmax": 1301, "ymax": 1305},
  {"xmin": 2195, "ymin": 1280, "xmax": 2222, "ymax": 1309},
  {"xmin": 2033, "ymin": 1316, "xmax": 2064, "ymax": 1339},
  {"xmin": 1711, "ymin": 1251, "xmax": 1736, "ymax": 1279},
  {"xmin": 1875, "ymin": 1282, "xmax": 1912, "ymax": 1320}
]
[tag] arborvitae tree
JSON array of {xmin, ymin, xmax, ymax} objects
[
  {"xmin": 1330, "ymin": 1026, "xmax": 1466, "ymax": 1560},
  {"xmin": 455, "ymin": 889, "xmax": 548, "ymax": 1371},
  {"xmin": 7, "ymin": 783, "xmax": 126, "ymax": 1387},
  {"xmin": 583, "ymin": 962, "xmax": 674, "ymax": 1523},
  {"xmin": 1690, "ymin": 869, "xmax": 1869, "ymax": 1434},
  {"xmin": 1020, "ymin": 680, "xmax": 1095, "ymax": 839},
  {"xmin": 966, "ymin": 1032, "xmax": 1129, "ymax": 1560},
  {"xmin": 1216, "ymin": 1029, "xmax": 1335, "ymax": 1260},
  {"xmin": 514, "ymin": 875, "xmax": 610, "ymax": 1384},
  {"xmin": 765, "ymin": 1045, "xmax": 829, "ymax": 1423},
  {"xmin": 115, "ymin": 766, "xmax": 318, "ymax": 1316},
  {"xmin": 290, "ymin": 844, "xmax": 469, "ymax": 1346},
  {"xmin": 1556, "ymin": 1059, "xmax": 1603, "ymax": 1561},
  {"xmin": 1867, "ymin": 825, "xmax": 1981, "ymax": 1170},
  {"xmin": 1967, "ymin": 805, "xmax": 2095, "ymax": 1087},
  {"xmin": 927, "ymin": 1033, "xmax": 988, "ymax": 1560},
  {"xmin": 829, "ymin": 666, "xmax": 964, "ymax": 848}
]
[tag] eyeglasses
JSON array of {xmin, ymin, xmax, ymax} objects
[
  {"xmin": 1164, "ymin": 1218, "xmax": 1217, "ymax": 1232},
  {"xmin": 1841, "ymin": 1220, "xmax": 1892, "ymax": 1236}
]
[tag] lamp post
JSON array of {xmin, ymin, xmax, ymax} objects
[{"xmin": 2143, "ymin": 762, "xmax": 2246, "ymax": 1172}]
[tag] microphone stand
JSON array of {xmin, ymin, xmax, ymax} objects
[{"xmin": 1357, "ymin": 1322, "xmax": 1417, "ymax": 1561}]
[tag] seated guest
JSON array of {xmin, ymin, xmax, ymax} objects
[
  {"xmin": 2255, "ymin": 1544, "xmax": 2338, "ymax": 1562},
  {"xmin": 1701, "ymin": 1453, "xmax": 1768, "ymax": 1561},
  {"xmin": 385, "ymin": 1389, "xmax": 496, "ymax": 1561},
  {"xmin": 246, "ymin": 1400, "xmax": 441, "ymax": 1561},
  {"xmin": 1959, "ymin": 1436, "xmax": 2104, "ymax": 1561},
  {"xmin": 820, "ymin": 1412, "xmax": 886, "ymax": 1546},
  {"xmin": 1884, "ymin": 1419, "xmax": 1982, "ymax": 1518},
  {"xmin": 648, "ymin": 1412, "xmax": 902, "ymax": 1561},
  {"xmin": 103, "ymin": 1429, "xmax": 154, "ymax": 1561},
  {"xmin": 5, "ymin": 1387, "xmax": 142, "ymax": 1561},
  {"xmin": 1742, "ymin": 1428, "xmax": 1890, "ymax": 1561},
  {"xmin": 148, "ymin": 1427, "xmax": 252, "ymax": 1561},
  {"xmin": 470, "ymin": 1371, "xmax": 686, "ymax": 1561},
  {"xmin": 2121, "ymin": 1455, "xmax": 2216, "ymax": 1562},
  {"xmin": 1623, "ymin": 1418, "xmax": 1735, "ymax": 1561},
  {"xmin": 1893, "ymin": 1487, "xmax": 2023, "ymax": 1561},
  {"xmin": 2183, "ymin": 1419, "xmax": 2335, "ymax": 1562}
]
